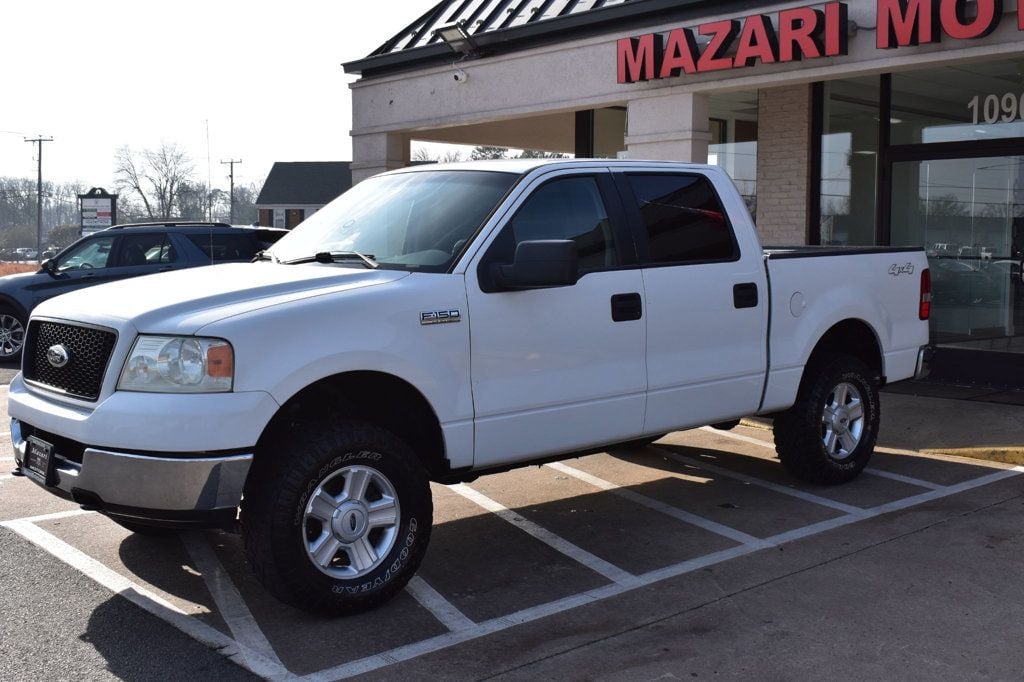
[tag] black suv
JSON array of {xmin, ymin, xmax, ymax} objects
[{"xmin": 0, "ymin": 222, "xmax": 287, "ymax": 361}]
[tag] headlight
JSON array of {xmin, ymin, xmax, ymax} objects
[{"xmin": 118, "ymin": 336, "xmax": 233, "ymax": 393}]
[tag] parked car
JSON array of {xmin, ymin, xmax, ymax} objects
[
  {"xmin": 9, "ymin": 160, "xmax": 930, "ymax": 614},
  {"xmin": 0, "ymin": 222, "xmax": 286, "ymax": 361}
]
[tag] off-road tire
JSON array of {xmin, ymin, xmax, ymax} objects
[
  {"xmin": 241, "ymin": 420, "xmax": 432, "ymax": 616},
  {"xmin": 773, "ymin": 354, "xmax": 880, "ymax": 485}
]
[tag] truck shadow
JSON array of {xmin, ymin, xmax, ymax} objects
[{"xmin": 87, "ymin": 442, "xmax": 1005, "ymax": 676}]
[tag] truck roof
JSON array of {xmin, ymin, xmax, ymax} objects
[{"xmin": 387, "ymin": 158, "xmax": 721, "ymax": 176}]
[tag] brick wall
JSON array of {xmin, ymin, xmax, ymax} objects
[{"xmin": 755, "ymin": 85, "xmax": 812, "ymax": 246}]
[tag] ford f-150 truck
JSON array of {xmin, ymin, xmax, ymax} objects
[{"xmin": 9, "ymin": 160, "xmax": 931, "ymax": 615}]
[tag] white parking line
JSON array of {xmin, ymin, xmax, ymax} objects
[
  {"xmin": 658, "ymin": 449, "xmax": 865, "ymax": 515},
  {"xmin": 182, "ymin": 532, "xmax": 290, "ymax": 677},
  {"xmin": 305, "ymin": 464, "xmax": 1024, "ymax": 680},
  {"xmin": 405, "ymin": 576, "xmax": 477, "ymax": 633},
  {"xmin": 12, "ymin": 508, "xmax": 94, "ymax": 524},
  {"xmin": 546, "ymin": 461, "xmax": 769, "ymax": 548},
  {"xmin": 699, "ymin": 425, "xmax": 947, "ymax": 491},
  {"xmin": 449, "ymin": 483, "xmax": 640, "ymax": 587},
  {"xmin": 863, "ymin": 467, "xmax": 943, "ymax": 490},
  {"xmin": 0, "ymin": 519, "xmax": 291, "ymax": 680}
]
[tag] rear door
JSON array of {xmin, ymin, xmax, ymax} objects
[
  {"xmin": 466, "ymin": 168, "xmax": 648, "ymax": 467},
  {"xmin": 614, "ymin": 169, "xmax": 769, "ymax": 433}
]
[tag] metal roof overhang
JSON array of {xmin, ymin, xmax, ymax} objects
[{"xmin": 343, "ymin": 0, "xmax": 767, "ymax": 79}]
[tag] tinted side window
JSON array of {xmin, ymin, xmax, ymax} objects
[
  {"xmin": 626, "ymin": 174, "xmax": 736, "ymax": 264},
  {"xmin": 506, "ymin": 176, "xmax": 618, "ymax": 271},
  {"xmin": 55, "ymin": 236, "xmax": 116, "ymax": 272},
  {"xmin": 187, "ymin": 234, "xmax": 259, "ymax": 262},
  {"xmin": 120, "ymin": 234, "xmax": 176, "ymax": 266}
]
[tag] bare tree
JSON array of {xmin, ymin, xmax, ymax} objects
[{"xmin": 114, "ymin": 143, "xmax": 195, "ymax": 220}]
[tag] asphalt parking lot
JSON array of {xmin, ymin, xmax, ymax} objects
[{"xmin": 3, "ymin": 371, "xmax": 1024, "ymax": 680}]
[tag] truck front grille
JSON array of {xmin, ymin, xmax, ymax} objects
[{"xmin": 23, "ymin": 321, "xmax": 117, "ymax": 402}]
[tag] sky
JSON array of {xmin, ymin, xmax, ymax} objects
[{"xmin": 0, "ymin": 0, "xmax": 440, "ymax": 190}]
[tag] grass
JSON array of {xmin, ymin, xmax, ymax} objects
[{"xmin": 0, "ymin": 263, "xmax": 39, "ymax": 276}]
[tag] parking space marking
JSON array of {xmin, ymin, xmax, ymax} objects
[
  {"xmin": 546, "ymin": 461, "xmax": 769, "ymax": 548},
  {"xmin": 1, "ymin": 518, "xmax": 291, "ymax": 680},
  {"xmin": 405, "ymin": 576, "xmax": 477, "ymax": 633},
  {"xmin": 304, "ymin": 464, "xmax": 1024, "ymax": 680},
  {"xmin": 0, "ymin": 474, "xmax": 11, "ymax": 481},
  {"xmin": 13, "ymin": 508, "xmax": 94, "ymax": 524},
  {"xmin": 658, "ymin": 449, "xmax": 865, "ymax": 514},
  {"xmin": 449, "ymin": 483, "xmax": 640, "ymax": 587},
  {"xmin": 182, "ymin": 532, "xmax": 289, "ymax": 676},
  {"xmin": 699, "ymin": 426, "xmax": 947, "ymax": 491},
  {"xmin": 863, "ymin": 467, "xmax": 943, "ymax": 490}
]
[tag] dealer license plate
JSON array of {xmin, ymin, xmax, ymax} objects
[{"xmin": 24, "ymin": 436, "xmax": 54, "ymax": 485}]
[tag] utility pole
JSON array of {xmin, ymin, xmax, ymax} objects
[
  {"xmin": 220, "ymin": 158, "xmax": 242, "ymax": 223},
  {"xmin": 25, "ymin": 136, "xmax": 53, "ymax": 262}
]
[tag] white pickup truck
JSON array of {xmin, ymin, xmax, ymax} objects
[{"xmin": 9, "ymin": 160, "xmax": 931, "ymax": 614}]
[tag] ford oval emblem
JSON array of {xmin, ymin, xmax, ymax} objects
[{"xmin": 46, "ymin": 344, "xmax": 70, "ymax": 368}]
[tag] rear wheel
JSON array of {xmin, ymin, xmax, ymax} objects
[
  {"xmin": 773, "ymin": 354, "xmax": 879, "ymax": 484},
  {"xmin": 242, "ymin": 420, "xmax": 432, "ymax": 615},
  {"xmin": 0, "ymin": 307, "xmax": 26, "ymax": 362}
]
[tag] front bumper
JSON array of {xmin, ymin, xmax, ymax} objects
[{"xmin": 12, "ymin": 419, "xmax": 252, "ymax": 528}]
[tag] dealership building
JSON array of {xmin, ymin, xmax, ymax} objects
[{"xmin": 344, "ymin": 0, "xmax": 1024, "ymax": 387}]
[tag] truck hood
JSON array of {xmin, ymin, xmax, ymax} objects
[{"xmin": 32, "ymin": 262, "xmax": 410, "ymax": 334}]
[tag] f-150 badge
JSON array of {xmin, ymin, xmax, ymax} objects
[{"xmin": 421, "ymin": 309, "xmax": 461, "ymax": 325}]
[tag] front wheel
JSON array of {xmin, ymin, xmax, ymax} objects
[
  {"xmin": 242, "ymin": 421, "xmax": 432, "ymax": 615},
  {"xmin": 773, "ymin": 354, "xmax": 880, "ymax": 485}
]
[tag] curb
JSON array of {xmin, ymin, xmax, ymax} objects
[{"xmin": 920, "ymin": 447, "xmax": 1024, "ymax": 467}]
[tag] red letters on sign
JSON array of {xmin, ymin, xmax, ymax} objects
[
  {"xmin": 940, "ymin": 0, "xmax": 1002, "ymax": 40},
  {"xmin": 659, "ymin": 28, "xmax": 700, "ymax": 78},
  {"xmin": 877, "ymin": 0, "xmax": 939, "ymax": 48},
  {"xmin": 616, "ymin": 2, "xmax": 850, "ymax": 83},
  {"xmin": 617, "ymin": 34, "xmax": 662, "ymax": 83},
  {"xmin": 697, "ymin": 20, "xmax": 741, "ymax": 72},
  {"xmin": 824, "ymin": 2, "xmax": 849, "ymax": 56},
  {"xmin": 734, "ymin": 15, "xmax": 779, "ymax": 67},
  {"xmin": 779, "ymin": 6, "xmax": 826, "ymax": 61}
]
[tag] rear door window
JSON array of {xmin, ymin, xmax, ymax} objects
[
  {"xmin": 625, "ymin": 174, "xmax": 738, "ymax": 265},
  {"xmin": 187, "ymin": 234, "xmax": 259, "ymax": 262},
  {"xmin": 119, "ymin": 234, "xmax": 177, "ymax": 266}
]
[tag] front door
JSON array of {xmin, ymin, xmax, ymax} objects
[{"xmin": 467, "ymin": 170, "xmax": 647, "ymax": 467}]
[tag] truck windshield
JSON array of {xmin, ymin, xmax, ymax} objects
[{"xmin": 269, "ymin": 170, "xmax": 518, "ymax": 272}]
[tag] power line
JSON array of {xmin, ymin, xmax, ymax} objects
[
  {"xmin": 25, "ymin": 136, "xmax": 53, "ymax": 262},
  {"xmin": 220, "ymin": 158, "xmax": 242, "ymax": 223}
]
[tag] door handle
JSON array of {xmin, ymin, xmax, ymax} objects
[
  {"xmin": 733, "ymin": 283, "xmax": 758, "ymax": 309},
  {"xmin": 611, "ymin": 293, "xmax": 642, "ymax": 322}
]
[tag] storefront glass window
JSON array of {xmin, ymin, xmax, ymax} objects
[
  {"xmin": 891, "ymin": 156, "xmax": 1024, "ymax": 351},
  {"xmin": 707, "ymin": 92, "xmax": 757, "ymax": 218},
  {"xmin": 819, "ymin": 77, "xmax": 879, "ymax": 246},
  {"xmin": 891, "ymin": 60, "xmax": 1024, "ymax": 145}
]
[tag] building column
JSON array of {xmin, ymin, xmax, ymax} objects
[
  {"xmin": 625, "ymin": 93, "xmax": 710, "ymax": 163},
  {"xmin": 755, "ymin": 84, "xmax": 813, "ymax": 246},
  {"xmin": 350, "ymin": 132, "xmax": 410, "ymax": 184}
]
